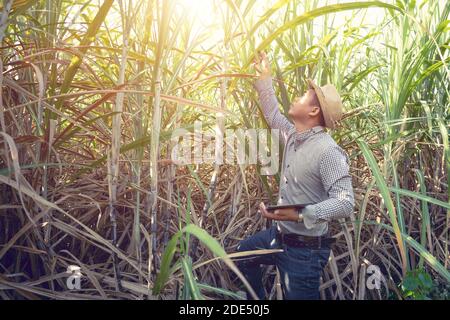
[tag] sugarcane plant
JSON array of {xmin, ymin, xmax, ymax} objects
[{"xmin": 0, "ymin": 0, "xmax": 448, "ymax": 300}]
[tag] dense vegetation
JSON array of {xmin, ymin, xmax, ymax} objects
[{"xmin": 0, "ymin": 0, "xmax": 448, "ymax": 299}]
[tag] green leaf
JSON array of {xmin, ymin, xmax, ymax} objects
[
  {"xmin": 197, "ymin": 283, "xmax": 245, "ymax": 300},
  {"xmin": 418, "ymin": 272, "xmax": 433, "ymax": 290},
  {"xmin": 246, "ymin": 1, "xmax": 402, "ymax": 67},
  {"xmin": 153, "ymin": 224, "xmax": 258, "ymax": 299},
  {"xmin": 152, "ymin": 231, "xmax": 181, "ymax": 295},
  {"xmin": 370, "ymin": 222, "xmax": 450, "ymax": 282},
  {"xmin": 181, "ymin": 256, "xmax": 203, "ymax": 300},
  {"xmin": 358, "ymin": 139, "xmax": 408, "ymax": 273},
  {"xmin": 55, "ymin": 0, "xmax": 115, "ymax": 110},
  {"xmin": 389, "ymin": 187, "xmax": 450, "ymax": 210},
  {"xmin": 402, "ymin": 276, "xmax": 419, "ymax": 291}
]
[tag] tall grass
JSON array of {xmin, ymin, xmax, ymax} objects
[{"xmin": 0, "ymin": 0, "xmax": 448, "ymax": 300}]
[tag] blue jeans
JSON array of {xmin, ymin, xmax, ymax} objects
[{"xmin": 236, "ymin": 225, "xmax": 330, "ymax": 300}]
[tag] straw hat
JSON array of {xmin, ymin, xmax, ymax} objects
[{"xmin": 307, "ymin": 78, "xmax": 343, "ymax": 129}]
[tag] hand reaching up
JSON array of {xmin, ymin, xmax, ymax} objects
[{"xmin": 253, "ymin": 51, "xmax": 271, "ymax": 80}]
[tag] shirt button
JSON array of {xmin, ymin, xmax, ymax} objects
[{"xmin": 287, "ymin": 164, "xmax": 290, "ymax": 168}]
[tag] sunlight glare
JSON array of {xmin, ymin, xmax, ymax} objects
[{"xmin": 177, "ymin": 0, "xmax": 224, "ymax": 46}]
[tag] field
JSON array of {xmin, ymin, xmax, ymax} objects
[{"xmin": 0, "ymin": 0, "xmax": 449, "ymax": 300}]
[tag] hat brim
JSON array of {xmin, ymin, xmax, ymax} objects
[{"xmin": 307, "ymin": 78, "xmax": 335, "ymax": 129}]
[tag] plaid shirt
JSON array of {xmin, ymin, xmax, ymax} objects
[{"xmin": 255, "ymin": 77, "xmax": 354, "ymax": 236}]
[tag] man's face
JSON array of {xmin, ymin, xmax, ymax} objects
[{"xmin": 288, "ymin": 88, "xmax": 319, "ymax": 121}]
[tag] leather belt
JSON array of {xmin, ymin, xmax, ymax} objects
[{"xmin": 276, "ymin": 231, "xmax": 336, "ymax": 249}]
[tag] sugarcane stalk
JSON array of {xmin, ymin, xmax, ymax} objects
[
  {"xmin": 149, "ymin": 74, "xmax": 161, "ymax": 278},
  {"xmin": 148, "ymin": 0, "xmax": 172, "ymax": 280},
  {"xmin": 0, "ymin": 0, "xmax": 12, "ymax": 165},
  {"xmin": 190, "ymin": 43, "xmax": 227, "ymax": 259},
  {"xmin": 107, "ymin": 0, "xmax": 132, "ymax": 292}
]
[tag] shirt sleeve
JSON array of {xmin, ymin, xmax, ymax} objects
[
  {"xmin": 302, "ymin": 145, "xmax": 355, "ymax": 229},
  {"xmin": 254, "ymin": 77, "xmax": 294, "ymax": 145}
]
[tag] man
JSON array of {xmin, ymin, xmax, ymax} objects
[{"xmin": 236, "ymin": 51, "xmax": 355, "ymax": 300}]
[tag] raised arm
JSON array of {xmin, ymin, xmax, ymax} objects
[{"xmin": 253, "ymin": 52, "xmax": 294, "ymax": 144}]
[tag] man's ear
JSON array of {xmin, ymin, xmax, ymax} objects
[{"xmin": 308, "ymin": 106, "xmax": 321, "ymax": 117}]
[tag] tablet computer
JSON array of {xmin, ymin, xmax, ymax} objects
[{"xmin": 266, "ymin": 203, "xmax": 312, "ymax": 212}]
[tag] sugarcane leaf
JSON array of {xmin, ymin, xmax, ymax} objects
[
  {"xmin": 246, "ymin": 1, "xmax": 403, "ymax": 67},
  {"xmin": 358, "ymin": 139, "xmax": 408, "ymax": 273}
]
